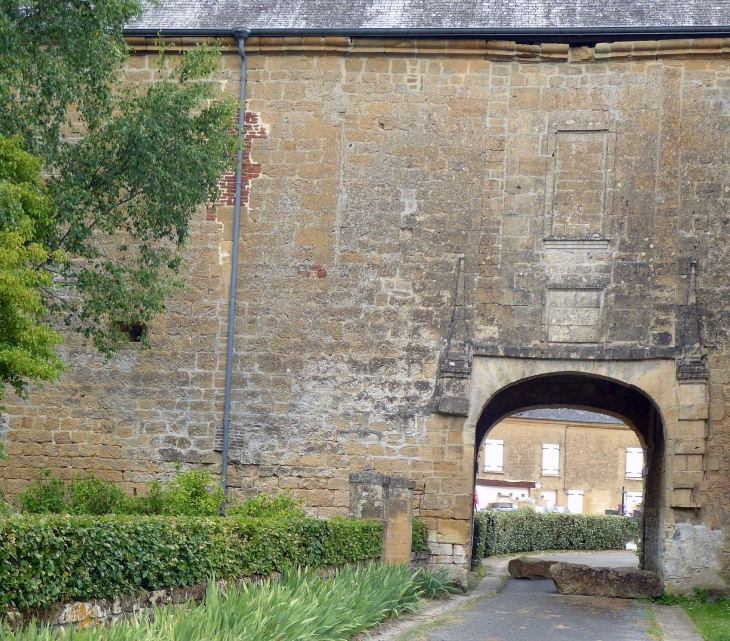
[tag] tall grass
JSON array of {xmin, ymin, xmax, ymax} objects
[{"xmin": 0, "ymin": 564, "xmax": 427, "ymax": 641}]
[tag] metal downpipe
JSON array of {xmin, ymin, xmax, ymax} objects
[{"xmin": 221, "ymin": 27, "xmax": 251, "ymax": 507}]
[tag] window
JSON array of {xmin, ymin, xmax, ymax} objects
[
  {"xmin": 626, "ymin": 447, "xmax": 644, "ymax": 479},
  {"xmin": 483, "ymin": 439, "xmax": 504, "ymax": 472},
  {"xmin": 116, "ymin": 321, "xmax": 147, "ymax": 343},
  {"xmin": 542, "ymin": 444, "xmax": 560, "ymax": 475}
]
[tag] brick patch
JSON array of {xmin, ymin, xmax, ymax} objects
[
  {"xmin": 206, "ymin": 110, "xmax": 268, "ymax": 221},
  {"xmin": 297, "ymin": 264, "xmax": 328, "ymax": 278}
]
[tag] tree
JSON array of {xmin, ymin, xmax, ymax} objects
[{"xmin": 0, "ymin": 1, "xmax": 236, "ymax": 404}]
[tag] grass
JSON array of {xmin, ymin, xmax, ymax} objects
[
  {"xmin": 0, "ymin": 563, "xmax": 456, "ymax": 641},
  {"xmin": 681, "ymin": 601, "xmax": 730, "ymax": 641},
  {"xmin": 641, "ymin": 604, "xmax": 663, "ymax": 641},
  {"xmin": 649, "ymin": 589, "xmax": 730, "ymax": 641}
]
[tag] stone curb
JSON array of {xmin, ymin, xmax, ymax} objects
[{"xmin": 652, "ymin": 604, "xmax": 704, "ymax": 641}]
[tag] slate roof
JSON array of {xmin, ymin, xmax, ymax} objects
[
  {"xmin": 511, "ymin": 408, "xmax": 625, "ymax": 424},
  {"xmin": 128, "ymin": 0, "xmax": 730, "ymax": 33}
]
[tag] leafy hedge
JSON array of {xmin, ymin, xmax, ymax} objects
[
  {"xmin": 412, "ymin": 518, "xmax": 429, "ymax": 553},
  {"xmin": 472, "ymin": 509, "xmax": 639, "ymax": 567},
  {"xmin": 0, "ymin": 514, "xmax": 382, "ymax": 610}
]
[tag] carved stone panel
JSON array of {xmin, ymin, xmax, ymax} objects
[{"xmin": 544, "ymin": 287, "xmax": 605, "ymax": 343}]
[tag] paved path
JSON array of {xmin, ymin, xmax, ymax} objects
[{"xmin": 417, "ymin": 552, "xmax": 657, "ymax": 641}]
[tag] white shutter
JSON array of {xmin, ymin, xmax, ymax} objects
[
  {"xmin": 542, "ymin": 444, "xmax": 560, "ymax": 475},
  {"xmin": 625, "ymin": 448, "xmax": 644, "ymax": 479},
  {"xmin": 567, "ymin": 490, "xmax": 584, "ymax": 514},
  {"xmin": 483, "ymin": 439, "xmax": 504, "ymax": 472},
  {"xmin": 541, "ymin": 490, "xmax": 557, "ymax": 508}
]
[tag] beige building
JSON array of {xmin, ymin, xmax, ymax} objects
[
  {"xmin": 2, "ymin": 0, "xmax": 730, "ymax": 592},
  {"xmin": 476, "ymin": 409, "xmax": 644, "ymax": 515}
]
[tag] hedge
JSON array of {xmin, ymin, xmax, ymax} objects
[
  {"xmin": 472, "ymin": 509, "xmax": 639, "ymax": 567},
  {"xmin": 0, "ymin": 514, "xmax": 383, "ymax": 610}
]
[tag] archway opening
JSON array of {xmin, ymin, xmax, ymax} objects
[{"xmin": 474, "ymin": 373, "xmax": 665, "ymax": 575}]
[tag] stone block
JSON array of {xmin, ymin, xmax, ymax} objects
[
  {"xmin": 676, "ymin": 420, "xmax": 707, "ymax": 440},
  {"xmin": 678, "ymin": 404, "xmax": 709, "ymax": 421},
  {"xmin": 509, "ymin": 557, "xmax": 559, "ymax": 579},
  {"xmin": 672, "ymin": 471, "xmax": 704, "ymax": 489},
  {"xmin": 674, "ymin": 439, "xmax": 706, "ymax": 455},
  {"xmin": 436, "ymin": 519, "xmax": 471, "ymax": 545},
  {"xmin": 671, "ymin": 489, "xmax": 700, "ymax": 508},
  {"xmin": 550, "ymin": 563, "xmax": 662, "ymax": 598}
]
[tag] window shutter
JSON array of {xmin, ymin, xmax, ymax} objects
[
  {"xmin": 567, "ymin": 489, "xmax": 584, "ymax": 514},
  {"xmin": 484, "ymin": 439, "xmax": 504, "ymax": 472},
  {"xmin": 626, "ymin": 448, "xmax": 644, "ymax": 479},
  {"xmin": 542, "ymin": 444, "xmax": 560, "ymax": 475}
]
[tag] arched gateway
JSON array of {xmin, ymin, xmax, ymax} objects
[{"xmin": 463, "ymin": 357, "xmax": 712, "ymax": 592}]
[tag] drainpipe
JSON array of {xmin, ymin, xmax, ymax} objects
[{"xmin": 221, "ymin": 27, "xmax": 251, "ymax": 509}]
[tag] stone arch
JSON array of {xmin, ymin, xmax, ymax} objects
[{"xmin": 467, "ymin": 357, "xmax": 680, "ymax": 580}]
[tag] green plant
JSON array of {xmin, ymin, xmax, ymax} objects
[
  {"xmin": 67, "ymin": 474, "xmax": 127, "ymax": 515},
  {"xmin": 15, "ymin": 469, "xmax": 66, "ymax": 514},
  {"xmin": 0, "ymin": 513, "xmax": 383, "ymax": 609},
  {"xmin": 473, "ymin": 509, "xmax": 638, "ymax": 560},
  {"xmin": 0, "ymin": 496, "xmax": 13, "ymax": 516},
  {"xmin": 228, "ymin": 491, "xmax": 304, "ymax": 519},
  {"xmin": 412, "ymin": 518, "xmax": 429, "ymax": 553},
  {"xmin": 413, "ymin": 567, "xmax": 461, "ymax": 598},
  {"xmin": 14, "ymin": 468, "xmax": 228, "ymax": 517},
  {"xmin": 0, "ymin": 563, "xmax": 422, "ymax": 641},
  {"xmin": 153, "ymin": 468, "xmax": 224, "ymax": 517}
]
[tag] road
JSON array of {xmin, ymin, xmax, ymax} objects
[{"xmin": 419, "ymin": 552, "xmax": 658, "ymax": 641}]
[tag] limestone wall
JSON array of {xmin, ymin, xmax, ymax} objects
[{"xmin": 2, "ymin": 37, "xmax": 730, "ymax": 590}]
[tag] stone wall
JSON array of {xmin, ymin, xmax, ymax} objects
[{"xmin": 2, "ymin": 36, "xmax": 730, "ymax": 591}]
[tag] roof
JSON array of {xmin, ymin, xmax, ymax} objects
[
  {"xmin": 128, "ymin": 0, "xmax": 730, "ymax": 34},
  {"xmin": 510, "ymin": 408, "xmax": 625, "ymax": 424}
]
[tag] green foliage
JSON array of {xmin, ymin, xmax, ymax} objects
[
  {"xmin": 681, "ymin": 599, "xmax": 730, "ymax": 641},
  {"xmin": 67, "ymin": 475, "xmax": 128, "ymax": 516},
  {"xmin": 411, "ymin": 518, "xmax": 430, "ymax": 553},
  {"xmin": 148, "ymin": 469, "xmax": 224, "ymax": 517},
  {"xmin": 0, "ymin": 564, "xmax": 422, "ymax": 641},
  {"xmin": 472, "ymin": 509, "xmax": 638, "ymax": 565},
  {"xmin": 0, "ymin": 493, "xmax": 13, "ymax": 516},
  {"xmin": 15, "ymin": 470, "xmax": 67, "ymax": 515},
  {"xmin": 412, "ymin": 567, "xmax": 461, "ymax": 598},
  {"xmin": 228, "ymin": 491, "xmax": 304, "ymax": 519},
  {"xmin": 0, "ymin": 137, "xmax": 66, "ymax": 404},
  {"xmin": 0, "ymin": 1, "xmax": 236, "ymax": 398},
  {"xmin": 15, "ymin": 469, "xmax": 225, "ymax": 517},
  {"xmin": 0, "ymin": 514, "xmax": 383, "ymax": 609}
]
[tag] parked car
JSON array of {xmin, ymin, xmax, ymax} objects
[
  {"xmin": 551, "ymin": 505, "xmax": 570, "ymax": 514},
  {"xmin": 485, "ymin": 501, "xmax": 517, "ymax": 512},
  {"xmin": 534, "ymin": 505, "xmax": 550, "ymax": 514}
]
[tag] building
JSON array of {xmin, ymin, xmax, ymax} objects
[
  {"xmin": 1, "ymin": 0, "xmax": 729, "ymax": 591},
  {"xmin": 476, "ymin": 409, "xmax": 644, "ymax": 515}
]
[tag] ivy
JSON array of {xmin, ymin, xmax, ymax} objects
[{"xmin": 0, "ymin": 515, "xmax": 383, "ymax": 610}]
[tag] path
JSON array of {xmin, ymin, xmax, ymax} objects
[{"xmin": 414, "ymin": 552, "xmax": 659, "ymax": 641}]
